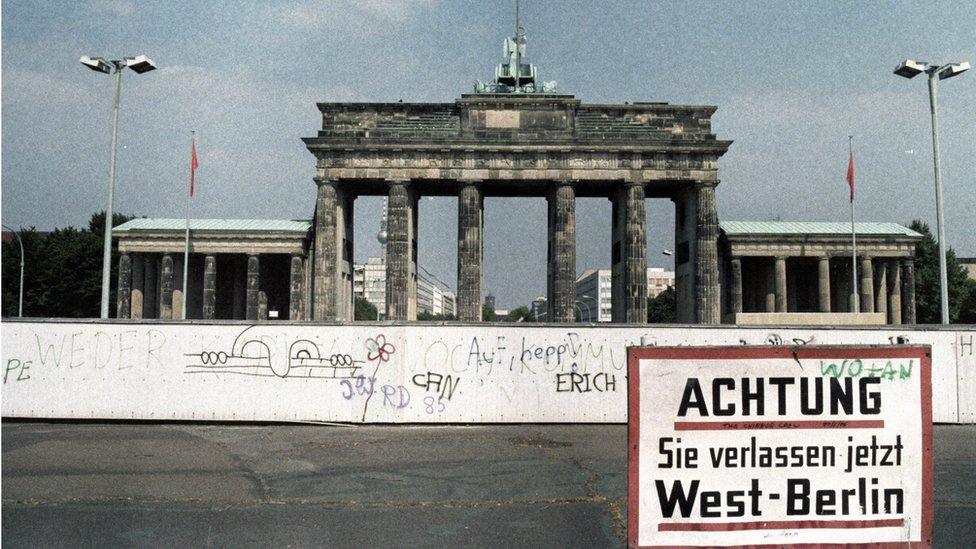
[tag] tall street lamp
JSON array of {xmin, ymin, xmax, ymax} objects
[
  {"xmin": 2, "ymin": 224, "xmax": 25, "ymax": 317},
  {"xmin": 80, "ymin": 54, "xmax": 157, "ymax": 319},
  {"xmin": 894, "ymin": 59, "xmax": 970, "ymax": 324}
]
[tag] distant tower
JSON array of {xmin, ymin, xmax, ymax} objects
[{"xmin": 377, "ymin": 197, "xmax": 389, "ymax": 263}]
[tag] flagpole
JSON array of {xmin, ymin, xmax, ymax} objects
[
  {"xmin": 181, "ymin": 130, "xmax": 194, "ymax": 320},
  {"xmin": 849, "ymin": 135, "xmax": 859, "ymax": 314}
]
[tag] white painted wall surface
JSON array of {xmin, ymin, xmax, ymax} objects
[{"xmin": 1, "ymin": 321, "xmax": 973, "ymax": 423}]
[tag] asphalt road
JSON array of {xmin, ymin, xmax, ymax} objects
[{"xmin": 2, "ymin": 422, "xmax": 974, "ymax": 548}]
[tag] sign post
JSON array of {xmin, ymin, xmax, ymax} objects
[{"xmin": 628, "ymin": 346, "xmax": 932, "ymax": 548}]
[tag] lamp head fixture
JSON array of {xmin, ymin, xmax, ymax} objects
[
  {"xmin": 938, "ymin": 62, "xmax": 970, "ymax": 80},
  {"xmin": 80, "ymin": 56, "xmax": 112, "ymax": 74},
  {"xmin": 893, "ymin": 59, "xmax": 927, "ymax": 79},
  {"xmin": 124, "ymin": 55, "xmax": 157, "ymax": 74}
]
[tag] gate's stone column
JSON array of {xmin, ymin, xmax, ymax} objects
[
  {"xmin": 859, "ymin": 256, "xmax": 875, "ymax": 314},
  {"xmin": 457, "ymin": 181, "xmax": 483, "ymax": 321},
  {"xmin": 818, "ymin": 256, "xmax": 831, "ymax": 312},
  {"xmin": 694, "ymin": 183, "xmax": 720, "ymax": 323},
  {"xmin": 303, "ymin": 247, "xmax": 314, "ymax": 321},
  {"xmin": 887, "ymin": 259, "xmax": 902, "ymax": 325},
  {"xmin": 202, "ymin": 255, "xmax": 216, "ymax": 320},
  {"xmin": 386, "ymin": 179, "xmax": 418, "ymax": 320},
  {"xmin": 160, "ymin": 253, "xmax": 174, "ymax": 320},
  {"xmin": 313, "ymin": 177, "xmax": 338, "ymax": 320},
  {"xmin": 547, "ymin": 181, "xmax": 576, "ymax": 323},
  {"xmin": 611, "ymin": 182, "xmax": 646, "ymax": 323},
  {"xmin": 117, "ymin": 253, "xmax": 132, "ymax": 319},
  {"xmin": 290, "ymin": 254, "xmax": 304, "ymax": 321},
  {"xmin": 312, "ymin": 177, "xmax": 354, "ymax": 322},
  {"xmin": 672, "ymin": 191, "xmax": 694, "ymax": 322},
  {"xmin": 131, "ymin": 254, "xmax": 144, "ymax": 319},
  {"xmin": 901, "ymin": 258, "xmax": 916, "ymax": 324},
  {"xmin": 246, "ymin": 254, "xmax": 260, "ymax": 321},
  {"xmin": 334, "ymin": 189, "xmax": 355, "ymax": 322},
  {"xmin": 730, "ymin": 257, "xmax": 743, "ymax": 315}
]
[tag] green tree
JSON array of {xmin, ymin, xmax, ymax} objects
[
  {"xmin": 355, "ymin": 296, "xmax": 378, "ymax": 320},
  {"xmin": 33, "ymin": 225, "xmax": 103, "ymax": 317},
  {"xmin": 647, "ymin": 286, "xmax": 676, "ymax": 323},
  {"xmin": 482, "ymin": 303, "xmax": 498, "ymax": 321},
  {"xmin": 959, "ymin": 280, "xmax": 976, "ymax": 324},
  {"xmin": 506, "ymin": 305, "xmax": 535, "ymax": 322},
  {"xmin": 1, "ymin": 227, "xmax": 44, "ymax": 317},
  {"xmin": 909, "ymin": 220, "xmax": 975, "ymax": 324},
  {"xmin": 88, "ymin": 211, "xmax": 135, "ymax": 237},
  {"xmin": 418, "ymin": 310, "xmax": 456, "ymax": 321},
  {"xmin": 1, "ymin": 211, "xmax": 135, "ymax": 318}
]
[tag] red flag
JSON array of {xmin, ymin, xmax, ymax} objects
[
  {"xmin": 189, "ymin": 138, "xmax": 199, "ymax": 197},
  {"xmin": 846, "ymin": 151, "xmax": 855, "ymax": 203}
]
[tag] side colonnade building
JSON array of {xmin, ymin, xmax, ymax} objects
[
  {"xmin": 720, "ymin": 221, "xmax": 920, "ymax": 325},
  {"xmin": 114, "ymin": 219, "xmax": 311, "ymax": 321}
]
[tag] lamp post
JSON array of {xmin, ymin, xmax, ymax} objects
[
  {"xmin": 2, "ymin": 224, "xmax": 25, "ymax": 317},
  {"xmin": 573, "ymin": 302, "xmax": 584, "ymax": 322},
  {"xmin": 578, "ymin": 295, "xmax": 594, "ymax": 322},
  {"xmin": 80, "ymin": 54, "xmax": 157, "ymax": 319},
  {"xmin": 894, "ymin": 59, "xmax": 970, "ymax": 324}
]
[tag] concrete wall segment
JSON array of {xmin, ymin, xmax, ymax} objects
[{"xmin": 1, "ymin": 320, "xmax": 971, "ymax": 424}]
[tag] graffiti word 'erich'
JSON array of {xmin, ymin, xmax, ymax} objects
[{"xmin": 555, "ymin": 372, "xmax": 617, "ymax": 393}]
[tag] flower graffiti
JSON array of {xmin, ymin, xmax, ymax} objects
[{"xmin": 365, "ymin": 334, "xmax": 396, "ymax": 363}]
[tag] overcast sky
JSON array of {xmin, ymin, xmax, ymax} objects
[{"xmin": 3, "ymin": 0, "xmax": 974, "ymax": 307}]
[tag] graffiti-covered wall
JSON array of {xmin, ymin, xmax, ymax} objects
[{"xmin": 2, "ymin": 320, "xmax": 973, "ymax": 423}]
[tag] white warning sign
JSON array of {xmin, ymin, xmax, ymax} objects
[{"xmin": 627, "ymin": 346, "xmax": 932, "ymax": 548}]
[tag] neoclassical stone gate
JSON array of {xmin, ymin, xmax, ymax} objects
[{"xmin": 302, "ymin": 94, "xmax": 731, "ymax": 323}]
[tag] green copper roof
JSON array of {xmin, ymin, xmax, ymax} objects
[
  {"xmin": 720, "ymin": 221, "xmax": 921, "ymax": 237},
  {"xmin": 113, "ymin": 218, "xmax": 311, "ymax": 233}
]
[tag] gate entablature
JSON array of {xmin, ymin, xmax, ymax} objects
[{"xmin": 304, "ymin": 96, "xmax": 730, "ymax": 194}]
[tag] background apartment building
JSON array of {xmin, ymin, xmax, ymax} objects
[
  {"xmin": 576, "ymin": 267, "xmax": 675, "ymax": 322},
  {"xmin": 355, "ymin": 257, "xmax": 456, "ymax": 319}
]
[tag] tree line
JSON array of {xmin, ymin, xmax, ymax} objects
[{"xmin": 2, "ymin": 212, "xmax": 134, "ymax": 317}]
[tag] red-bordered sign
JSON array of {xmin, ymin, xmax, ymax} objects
[{"xmin": 627, "ymin": 346, "xmax": 932, "ymax": 548}]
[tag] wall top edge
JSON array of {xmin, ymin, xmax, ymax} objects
[{"xmin": 1, "ymin": 318, "xmax": 972, "ymax": 332}]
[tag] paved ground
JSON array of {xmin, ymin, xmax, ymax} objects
[{"xmin": 2, "ymin": 422, "xmax": 974, "ymax": 548}]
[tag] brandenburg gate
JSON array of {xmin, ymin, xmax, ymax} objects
[{"xmin": 303, "ymin": 38, "xmax": 730, "ymax": 324}]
